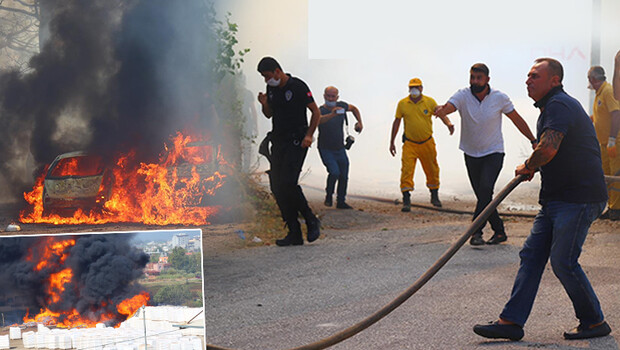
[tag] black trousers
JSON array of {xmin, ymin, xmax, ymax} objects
[
  {"xmin": 269, "ymin": 140, "xmax": 315, "ymax": 238},
  {"xmin": 464, "ymin": 152, "xmax": 505, "ymax": 236}
]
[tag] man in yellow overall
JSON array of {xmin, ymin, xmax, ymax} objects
[
  {"xmin": 389, "ymin": 78, "xmax": 454, "ymax": 212},
  {"xmin": 588, "ymin": 66, "xmax": 620, "ymax": 220}
]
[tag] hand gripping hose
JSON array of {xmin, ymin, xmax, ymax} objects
[{"xmin": 207, "ymin": 174, "xmax": 528, "ymax": 350}]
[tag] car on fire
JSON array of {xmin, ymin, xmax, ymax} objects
[
  {"xmin": 42, "ymin": 151, "xmax": 113, "ymax": 215},
  {"xmin": 41, "ymin": 141, "xmax": 221, "ymax": 215}
]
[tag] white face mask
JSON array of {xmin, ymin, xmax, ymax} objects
[
  {"xmin": 325, "ymin": 100, "xmax": 337, "ymax": 107},
  {"xmin": 409, "ymin": 88, "xmax": 421, "ymax": 98},
  {"xmin": 267, "ymin": 77, "xmax": 281, "ymax": 87}
]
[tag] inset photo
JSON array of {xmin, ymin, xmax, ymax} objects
[{"xmin": 0, "ymin": 229, "xmax": 204, "ymax": 350}]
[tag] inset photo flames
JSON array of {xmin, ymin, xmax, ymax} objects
[{"xmin": 0, "ymin": 229, "xmax": 204, "ymax": 349}]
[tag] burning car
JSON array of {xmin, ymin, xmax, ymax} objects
[
  {"xmin": 20, "ymin": 132, "xmax": 227, "ymax": 225},
  {"xmin": 42, "ymin": 151, "xmax": 112, "ymax": 215}
]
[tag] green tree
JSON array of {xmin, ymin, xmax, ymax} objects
[
  {"xmin": 152, "ymin": 284, "xmax": 193, "ymax": 306},
  {"xmin": 168, "ymin": 247, "xmax": 202, "ymax": 273},
  {"xmin": 212, "ymin": 12, "xmax": 250, "ymax": 80},
  {"xmin": 209, "ymin": 11, "xmax": 251, "ymax": 170},
  {"xmin": 187, "ymin": 252, "xmax": 201, "ymax": 274},
  {"xmin": 168, "ymin": 247, "xmax": 189, "ymax": 271}
]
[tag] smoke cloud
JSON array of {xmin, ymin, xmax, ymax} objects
[
  {"xmin": 0, "ymin": 234, "xmax": 149, "ymax": 325},
  {"xmin": 0, "ymin": 0, "xmax": 218, "ymax": 201}
]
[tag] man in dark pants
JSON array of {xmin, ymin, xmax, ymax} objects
[
  {"xmin": 318, "ymin": 86, "xmax": 363, "ymax": 209},
  {"xmin": 435, "ymin": 63, "xmax": 536, "ymax": 245},
  {"xmin": 257, "ymin": 57, "xmax": 321, "ymax": 247},
  {"xmin": 473, "ymin": 58, "xmax": 610, "ymax": 341}
]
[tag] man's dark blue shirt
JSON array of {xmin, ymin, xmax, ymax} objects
[
  {"xmin": 535, "ymin": 86, "xmax": 608, "ymax": 204},
  {"xmin": 318, "ymin": 101, "xmax": 349, "ymax": 150}
]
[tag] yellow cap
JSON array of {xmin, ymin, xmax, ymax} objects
[{"xmin": 408, "ymin": 78, "xmax": 422, "ymax": 87}]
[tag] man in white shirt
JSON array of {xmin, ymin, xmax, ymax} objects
[{"xmin": 435, "ymin": 63, "xmax": 536, "ymax": 246}]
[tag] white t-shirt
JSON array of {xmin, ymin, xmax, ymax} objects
[{"xmin": 448, "ymin": 87, "xmax": 515, "ymax": 157}]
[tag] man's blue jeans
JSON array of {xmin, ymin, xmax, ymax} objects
[
  {"xmin": 318, "ymin": 148, "xmax": 349, "ymax": 204},
  {"xmin": 500, "ymin": 200, "xmax": 606, "ymax": 327}
]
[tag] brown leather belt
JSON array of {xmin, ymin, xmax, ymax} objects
[{"xmin": 402, "ymin": 134, "xmax": 432, "ymax": 144}]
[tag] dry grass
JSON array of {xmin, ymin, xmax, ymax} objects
[{"xmin": 236, "ymin": 172, "xmax": 287, "ymax": 246}]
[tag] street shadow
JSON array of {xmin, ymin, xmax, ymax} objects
[{"xmin": 477, "ymin": 334, "xmax": 619, "ymax": 349}]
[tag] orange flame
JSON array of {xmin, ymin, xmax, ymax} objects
[
  {"xmin": 48, "ymin": 268, "xmax": 73, "ymax": 303},
  {"xmin": 19, "ymin": 132, "xmax": 227, "ymax": 225},
  {"xmin": 33, "ymin": 238, "xmax": 76, "ymax": 271},
  {"xmin": 23, "ymin": 238, "xmax": 150, "ymax": 328},
  {"xmin": 49, "ymin": 156, "xmax": 103, "ymax": 177},
  {"xmin": 23, "ymin": 307, "xmax": 119, "ymax": 328},
  {"xmin": 117, "ymin": 291, "xmax": 150, "ymax": 318}
]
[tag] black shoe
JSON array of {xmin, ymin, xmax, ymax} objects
[
  {"xmin": 470, "ymin": 235, "xmax": 485, "ymax": 246},
  {"xmin": 336, "ymin": 202, "xmax": 353, "ymax": 209},
  {"xmin": 486, "ymin": 232, "xmax": 507, "ymax": 245},
  {"xmin": 306, "ymin": 217, "xmax": 321, "ymax": 243},
  {"xmin": 401, "ymin": 192, "xmax": 411, "ymax": 212},
  {"xmin": 430, "ymin": 189, "xmax": 442, "ymax": 207},
  {"xmin": 564, "ymin": 321, "xmax": 611, "ymax": 340},
  {"xmin": 275, "ymin": 235, "xmax": 304, "ymax": 247},
  {"xmin": 324, "ymin": 196, "xmax": 333, "ymax": 207},
  {"xmin": 609, "ymin": 209, "xmax": 620, "ymax": 221},
  {"xmin": 473, "ymin": 321, "xmax": 524, "ymax": 341},
  {"xmin": 600, "ymin": 210, "xmax": 611, "ymax": 220}
]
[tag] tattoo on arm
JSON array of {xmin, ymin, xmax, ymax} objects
[
  {"xmin": 540, "ymin": 129, "xmax": 564, "ymax": 149},
  {"xmin": 527, "ymin": 129, "xmax": 564, "ymax": 169}
]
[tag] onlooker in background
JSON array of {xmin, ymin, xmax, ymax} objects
[
  {"xmin": 435, "ymin": 63, "xmax": 536, "ymax": 246},
  {"xmin": 256, "ymin": 57, "xmax": 321, "ymax": 247},
  {"xmin": 240, "ymin": 74, "xmax": 259, "ymax": 172},
  {"xmin": 588, "ymin": 66, "xmax": 620, "ymax": 221},
  {"xmin": 473, "ymin": 57, "xmax": 610, "ymax": 342},
  {"xmin": 318, "ymin": 86, "xmax": 363, "ymax": 209},
  {"xmin": 389, "ymin": 78, "xmax": 454, "ymax": 212}
]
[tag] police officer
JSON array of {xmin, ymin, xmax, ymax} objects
[{"xmin": 257, "ymin": 57, "xmax": 321, "ymax": 246}]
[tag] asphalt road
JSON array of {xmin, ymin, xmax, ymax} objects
[{"xmin": 205, "ymin": 200, "xmax": 620, "ymax": 350}]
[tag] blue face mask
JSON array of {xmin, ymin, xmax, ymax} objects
[{"xmin": 325, "ymin": 100, "xmax": 337, "ymax": 107}]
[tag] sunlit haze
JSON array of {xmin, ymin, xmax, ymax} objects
[{"xmin": 217, "ymin": 0, "xmax": 620, "ymax": 202}]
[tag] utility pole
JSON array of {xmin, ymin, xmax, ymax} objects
[{"xmin": 143, "ymin": 306, "xmax": 147, "ymax": 350}]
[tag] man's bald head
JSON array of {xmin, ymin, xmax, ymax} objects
[
  {"xmin": 324, "ymin": 86, "xmax": 339, "ymax": 95},
  {"xmin": 324, "ymin": 86, "xmax": 339, "ymax": 104}
]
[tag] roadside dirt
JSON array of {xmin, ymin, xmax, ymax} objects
[{"xmin": 2, "ymin": 185, "xmax": 617, "ymax": 255}]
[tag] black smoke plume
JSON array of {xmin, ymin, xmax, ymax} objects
[
  {"xmin": 0, "ymin": 0, "xmax": 217, "ymax": 200},
  {"xmin": 0, "ymin": 234, "xmax": 149, "ymax": 326}
]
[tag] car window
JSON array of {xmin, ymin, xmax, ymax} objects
[{"xmin": 49, "ymin": 156, "xmax": 104, "ymax": 177}]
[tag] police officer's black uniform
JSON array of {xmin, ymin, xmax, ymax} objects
[{"xmin": 265, "ymin": 74, "xmax": 319, "ymax": 245}]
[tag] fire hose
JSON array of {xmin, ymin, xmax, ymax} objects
[
  {"xmin": 209, "ymin": 174, "xmax": 620, "ymax": 349},
  {"xmin": 605, "ymin": 175, "xmax": 620, "ymax": 184},
  {"xmin": 305, "ymin": 176, "xmax": 620, "ymax": 218},
  {"xmin": 207, "ymin": 174, "xmax": 529, "ymax": 350}
]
